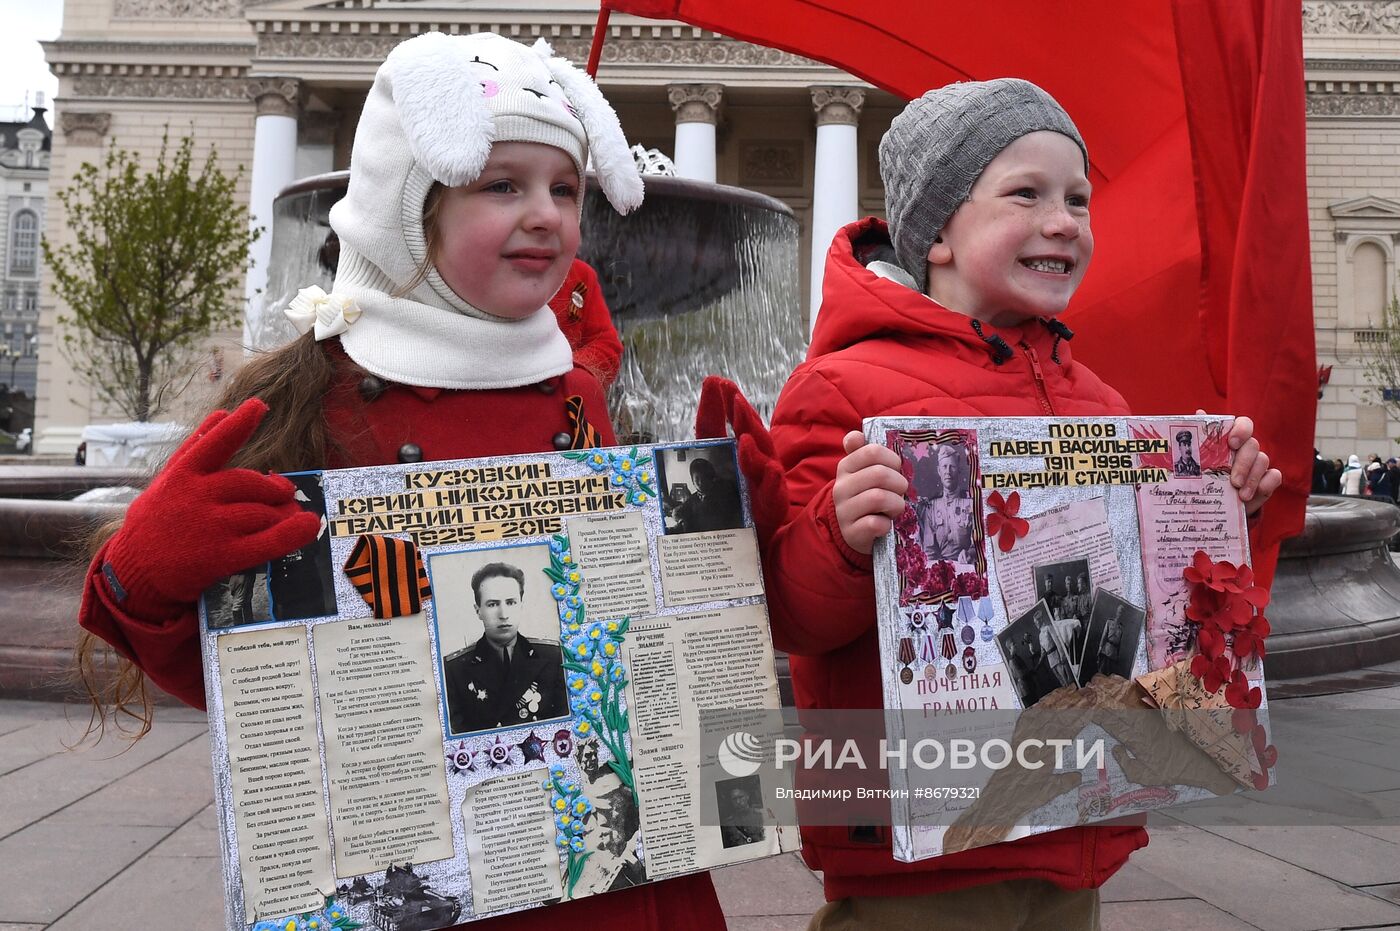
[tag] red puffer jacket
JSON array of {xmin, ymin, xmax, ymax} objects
[
  {"xmin": 78, "ymin": 338, "xmax": 725, "ymax": 931},
  {"xmin": 764, "ymin": 216, "xmax": 1146, "ymax": 902}
]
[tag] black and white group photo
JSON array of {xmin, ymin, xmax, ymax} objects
[
  {"xmin": 427, "ymin": 543, "xmax": 569, "ymax": 736},
  {"xmin": 1031, "ymin": 558, "xmax": 1091, "ymax": 674},
  {"xmin": 996, "ymin": 600, "xmax": 1075, "ymax": 708}
]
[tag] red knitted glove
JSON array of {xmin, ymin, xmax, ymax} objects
[
  {"xmin": 694, "ymin": 376, "xmax": 790, "ymax": 543},
  {"xmin": 99, "ymin": 398, "xmax": 323, "ymax": 616}
]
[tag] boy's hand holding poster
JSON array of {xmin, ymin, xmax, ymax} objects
[
  {"xmin": 866, "ymin": 415, "xmax": 1274, "ymax": 863},
  {"xmin": 198, "ymin": 440, "xmax": 797, "ymax": 931}
]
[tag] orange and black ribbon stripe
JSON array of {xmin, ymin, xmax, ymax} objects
[
  {"xmin": 566, "ymin": 394, "xmax": 604, "ymax": 450},
  {"xmin": 342, "ymin": 534, "xmax": 431, "ymax": 619}
]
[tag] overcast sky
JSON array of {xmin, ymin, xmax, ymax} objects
[{"xmin": 0, "ymin": 0, "xmax": 62, "ymax": 126}]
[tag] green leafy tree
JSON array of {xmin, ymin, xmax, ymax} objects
[
  {"xmin": 42, "ymin": 131, "xmax": 258, "ymax": 422},
  {"xmin": 1360, "ymin": 286, "xmax": 1400, "ymax": 434}
]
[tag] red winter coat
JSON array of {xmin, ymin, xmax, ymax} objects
[
  {"xmin": 764, "ymin": 217, "xmax": 1146, "ymax": 902},
  {"xmin": 79, "ymin": 338, "xmax": 724, "ymax": 931},
  {"xmin": 548, "ymin": 260, "xmax": 623, "ymax": 390}
]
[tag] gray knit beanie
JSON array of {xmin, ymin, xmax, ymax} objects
[{"xmin": 880, "ymin": 78, "xmax": 1088, "ymax": 293}]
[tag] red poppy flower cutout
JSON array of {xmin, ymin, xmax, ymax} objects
[
  {"xmin": 1232, "ymin": 706, "xmax": 1257, "ymax": 735},
  {"xmin": 985, "ymin": 490, "xmax": 1030, "ymax": 552},
  {"xmin": 1184, "ymin": 551, "xmax": 1237, "ymax": 592},
  {"xmin": 1221, "ymin": 563, "xmax": 1270, "ymax": 611},
  {"xmin": 1187, "ymin": 586, "xmax": 1251, "ymax": 632},
  {"xmin": 1225, "ymin": 670, "xmax": 1262, "ymax": 709},
  {"xmin": 1233, "ymin": 615, "xmax": 1271, "ymax": 661},
  {"xmin": 1197, "ymin": 625, "xmax": 1226, "ymax": 661},
  {"xmin": 1190, "ymin": 653, "xmax": 1232, "ymax": 694}
]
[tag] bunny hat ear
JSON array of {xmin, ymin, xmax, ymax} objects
[
  {"xmin": 384, "ymin": 32, "xmax": 496, "ymax": 186},
  {"xmin": 535, "ymin": 38, "xmax": 645, "ymax": 215}
]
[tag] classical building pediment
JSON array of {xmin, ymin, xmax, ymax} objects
[{"xmin": 1330, "ymin": 195, "xmax": 1400, "ymax": 224}]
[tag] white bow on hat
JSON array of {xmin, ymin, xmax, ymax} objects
[{"xmin": 284, "ymin": 285, "xmax": 362, "ymax": 341}]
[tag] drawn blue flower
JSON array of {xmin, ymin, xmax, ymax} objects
[
  {"xmin": 609, "ymin": 664, "xmax": 626, "ymax": 684},
  {"xmin": 586, "ymin": 451, "xmax": 609, "ymax": 472},
  {"xmin": 574, "ymin": 719, "xmax": 594, "ymax": 739},
  {"xmin": 565, "ymin": 594, "xmax": 583, "ymax": 610},
  {"xmin": 629, "ymin": 489, "xmax": 650, "ymax": 506},
  {"xmin": 556, "ymin": 832, "xmax": 571, "ymax": 849},
  {"xmin": 570, "ymin": 835, "xmax": 587, "ymax": 852},
  {"xmin": 552, "ymin": 582, "xmax": 570, "ymax": 600}
]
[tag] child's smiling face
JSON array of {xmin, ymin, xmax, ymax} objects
[
  {"xmin": 925, "ymin": 131, "xmax": 1092, "ymax": 328},
  {"xmin": 435, "ymin": 141, "xmax": 581, "ymax": 320}
]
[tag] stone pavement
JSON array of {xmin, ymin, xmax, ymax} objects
[{"xmin": 4, "ymin": 679, "xmax": 1400, "ymax": 931}]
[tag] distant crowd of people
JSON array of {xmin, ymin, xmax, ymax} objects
[{"xmin": 1314, "ymin": 450, "xmax": 1400, "ymax": 501}]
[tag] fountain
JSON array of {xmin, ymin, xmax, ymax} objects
[{"xmin": 253, "ymin": 170, "xmax": 805, "ymax": 442}]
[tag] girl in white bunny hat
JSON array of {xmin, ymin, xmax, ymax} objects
[{"xmin": 76, "ymin": 32, "xmax": 727, "ymax": 931}]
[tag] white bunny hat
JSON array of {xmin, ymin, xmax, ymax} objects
[{"xmin": 319, "ymin": 32, "xmax": 643, "ymax": 390}]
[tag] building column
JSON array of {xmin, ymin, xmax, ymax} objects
[
  {"xmin": 667, "ymin": 84, "xmax": 723, "ymax": 182},
  {"xmin": 245, "ymin": 78, "xmax": 302, "ymax": 349},
  {"xmin": 809, "ymin": 86, "xmax": 865, "ymax": 332}
]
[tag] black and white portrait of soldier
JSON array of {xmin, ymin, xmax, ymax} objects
[
  {"xmin": 429, "ymin": 544, "xmax": 568, "ymax": 736},
  {"xmin": 1173, "ymin": 426, "xmax": 1202, "ymax": 478},
  {"xmin": 716, "ymin": 775, "xmax": 767, "ymax": 849},
  {"xmin": 1076, "ymin": 589, "xmax": 1147, "ymax": 685}
]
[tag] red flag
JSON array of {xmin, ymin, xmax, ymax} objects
[{"xmin": 603, "ymin": 0, "xmax": 1314, "ymax": 583}]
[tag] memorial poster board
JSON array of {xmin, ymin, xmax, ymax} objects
[
  {"xmin": 866, "ymin": 416, "xmax": 1271, "ymax": 863},
  {"xmin": 199, "ymin": 440, "xmax": 797, "ymax": 930}
]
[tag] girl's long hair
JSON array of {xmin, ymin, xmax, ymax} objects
[
  {"xmin": 75, "ymin": 333, "xmax": 343, "ymax": 740},
  {"xmin": 77, "ymin": 182, "xmax": 446, "ymax": 740}
]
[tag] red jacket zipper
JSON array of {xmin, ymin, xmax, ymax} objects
[{"xmin": 1021, "ymin": 341, "xmax": 1055, "ymax": 415}]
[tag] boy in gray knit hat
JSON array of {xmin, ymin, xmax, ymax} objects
[{"xmin": 748, "ymin": 78, "xmax": 1283, "ymax": 930}]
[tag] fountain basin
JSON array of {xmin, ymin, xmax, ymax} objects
[{"xmin": 1265, "ymin": 494, "xmax": 1400, "ymax": 679}]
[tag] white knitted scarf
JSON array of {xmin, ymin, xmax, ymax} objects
[{"xmin": 333, "ymin": 245, "xmax": 573, "ymax": 390}]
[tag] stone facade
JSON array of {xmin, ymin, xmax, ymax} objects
[
  {"xmin": 0, "ymin": 95, "xmax": 49, "ymax": 434},
  {"xmin": 29, "ymin": 0, "xmax": 1400, "ymax": 458},
  {"xmin": 1304, "ymin": 1, "xmax": 1400, "ymax": 458}
]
